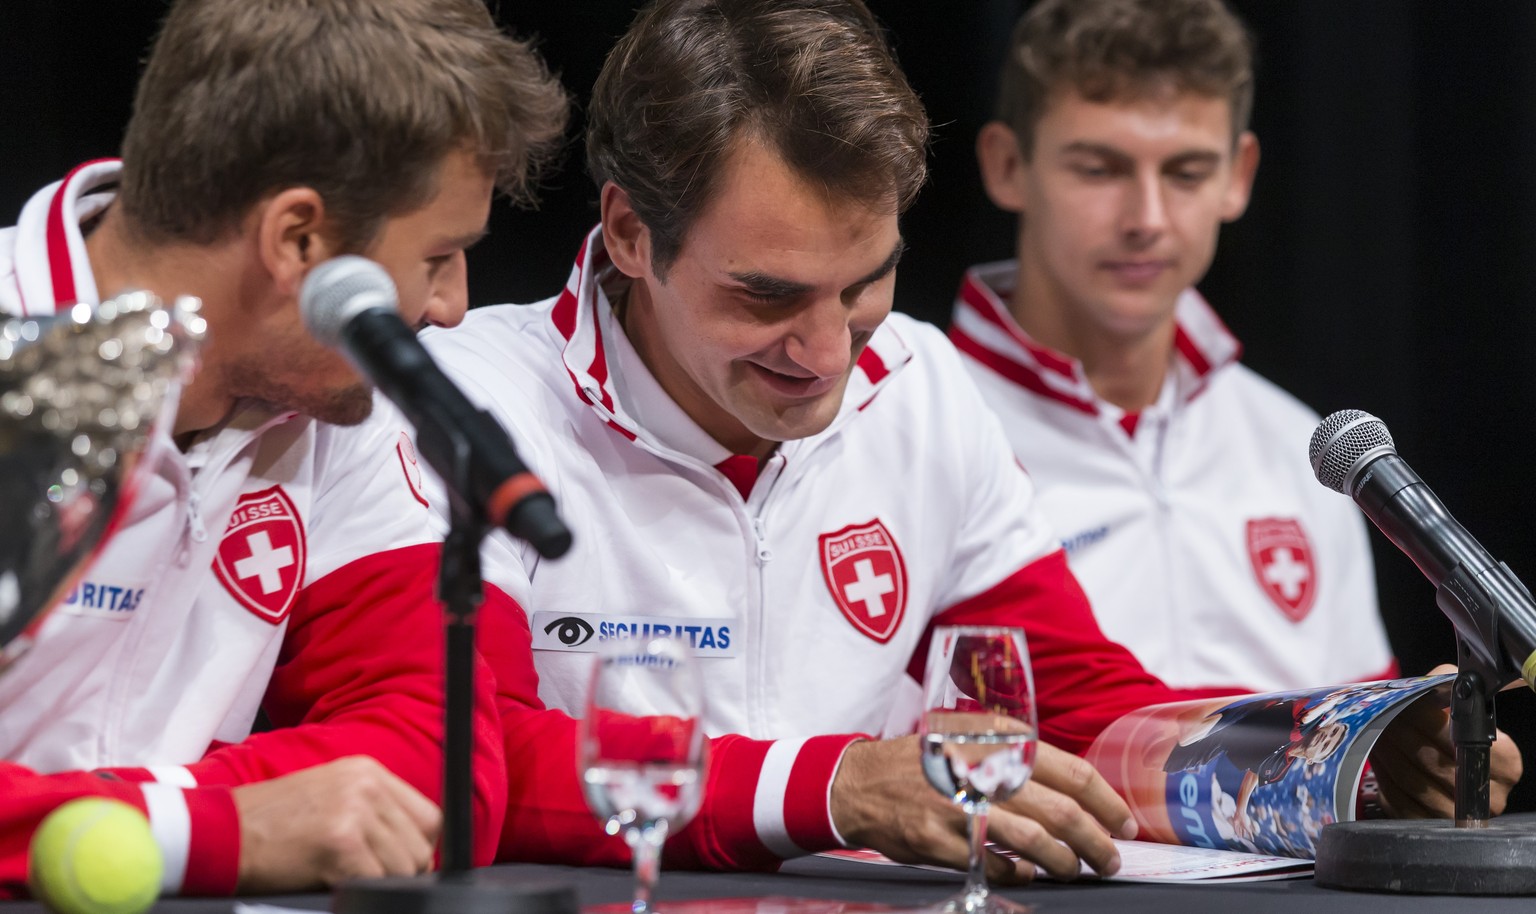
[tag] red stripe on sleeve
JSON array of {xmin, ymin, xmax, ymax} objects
[
  {"xmin": 781, "ymin": 735, "xmax": 860, "ymax": 851},
  {"xmin": 179, "ymin": 788, "xmax": 240, "ymax": 896},
  {"xmin": 688, "ymin": 735, "xmax": 777, "ymax": 868}
]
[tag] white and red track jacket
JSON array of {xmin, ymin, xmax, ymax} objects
[
  {"xmin": 950, "ymin": 261, "xmax": 1396, "ymax": 693},
  {"xmin": 415, "ymin": 228, "xmax": 1219, "ymax": 874},
  {"xmin": 0, "ymin": 161, "xmax": 506, "ymax": 897}
]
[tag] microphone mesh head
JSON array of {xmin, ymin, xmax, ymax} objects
[
  {"xmin": 1309, "ymin": 409, "xmax": 1396, "ymax": 494},
  {"xmin": 299, "ymin": 255, "xmax": 398, "ymax": 347}
]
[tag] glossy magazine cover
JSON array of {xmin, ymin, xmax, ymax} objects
[{"xmin": 1085, "ymin": 674, "xmax": 1453, "ymax": 858}]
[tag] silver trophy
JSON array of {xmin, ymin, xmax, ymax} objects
[{"xmin": 0, "ymin": 292, "xmax": 204, "ymax": 664}]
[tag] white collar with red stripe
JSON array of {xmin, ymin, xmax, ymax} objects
[
  {"xmin": 11, "ymin": 159, "xmax": 122, "ymax": 317},
  {"xmin": 549, "ymin": 226, "xmax": 912, "ymax": 459},
  {"xmin": 10, "ymin": 159, "xmax": 302, "ymax": 446},
  {"xmin": 948, "ymin": 259, "xmax": 1242, "ymax": 418}
]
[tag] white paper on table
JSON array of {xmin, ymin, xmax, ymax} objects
[{"xmin": 820, "ymin": 838, "xmax": 1313, "ymax": 884}]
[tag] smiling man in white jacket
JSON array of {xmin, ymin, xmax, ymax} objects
[{"xmin": 0, "ymin": 0, "xmax": 566, "ymax": 896}]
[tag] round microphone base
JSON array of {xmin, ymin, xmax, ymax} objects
[
  {"xmin": 332, "ymin": 871, "xmax": 578, "ymax": 914},
  {"xmin": 1315, "ymin": 815, "xmax": 1536, "ymax": 895}
]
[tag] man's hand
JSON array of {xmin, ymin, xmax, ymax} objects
[
  {"xmin": 1369, "ymin": 665, "xmax": 1524, "ymax": 819},
  {"xmin": 829, "ymin": 736, "xmax": 1135, "ymax": 883},
  {"xmin": 232, "ymin": 755, "xmax": 441, "ymax": 893}
]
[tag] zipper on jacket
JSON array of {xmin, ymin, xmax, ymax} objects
[
  {"xmin": 752, "ymin": 517, "xmax": 773, "ymax": 565},
  {"xmin": 176, "ymin": 489, "xmax": 208, "ymax": 567},
  {"xmin": 186, "ymin": 490, "xmax": 208, "ymax": 543}
]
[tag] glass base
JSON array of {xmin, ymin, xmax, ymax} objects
[{"xmin": 930, "ymin": 889, "xmax": 1032, "ymax": 914}]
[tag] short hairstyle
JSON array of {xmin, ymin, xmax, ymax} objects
[
  {"xmin": 587, "ymin": 0, "xmax": 929, "ymax": 276},
  {"xmin": 118, "ymin": 0, "xmax": 569, "ymax": 251},
  {"xmin": 997, "ymin": 0, "xmax": 1254, "ymax": 156}
]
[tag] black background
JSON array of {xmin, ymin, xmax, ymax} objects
[{"xmin": 5, "ymin": 1, "xmax": 1535, "ymax": 809}]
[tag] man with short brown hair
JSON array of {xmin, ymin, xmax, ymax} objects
[
  {"xmin": 0, "ymin": 0, "xmax": 566, "ymax": 895},
  {"xmin": 950, "ymin": 0, "xmax": 1396, "ymax": 694},
  {"xmin": 424, "ymin": 0, "xmax": 1192, "ymax": 884},
  {"xmin": 423, "ymin": 0, "xmax": 1515, "ymax": 886}
]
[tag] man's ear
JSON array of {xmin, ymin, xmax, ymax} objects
[
  {"xmin": 1220, "ymin": 131, "xmax": 1261, "ymax": 223},
  {"xmin": 976, "ymin": 120, "xmax": 1032, "ymax": 215},
  {"xmin": 255, "ymin": 187, "xmax": 340, "ymax": 298},
  {"xmin": 599, "ymin": 181, "xmax": 653, "ymax": 280}
]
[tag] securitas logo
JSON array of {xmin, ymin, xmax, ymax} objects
[
  {"xmin": 1060, "ymin": 525, "xmax": 1109, "ymax": 556},
  {"xmin": 60, "ymin": 580, "xmax": 146, "ymax": 620},
  {"xmin": 529, "ymin": 612, "xmax": 736, "ymax": 658}
]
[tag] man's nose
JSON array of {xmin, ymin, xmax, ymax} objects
[
  {"xmin": 785, "ymin": 296, "xmax": 856, "ymax": 379},
  {"xmin": 1120, "ymin": 172, "xmax": 1170, "ymax": 241},
  {"xmin": 424, "ymin": 252, "xmax": 469, "ymax": 329}
]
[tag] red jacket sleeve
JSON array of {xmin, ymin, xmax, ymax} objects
[
  {"xmin": 481, "ymin": 586, "xmax": 857, "ymax": 872},
  {"xmin": 168, "ymin": 543, "xmax": 506, "ymax": 867},
  {"xmin": 912, "ymin": 550, "xmax": 1241, "ymax": 755},
  {"xmin": 0, "ymin": 764, "xmax": 238, "ymax": 898}
]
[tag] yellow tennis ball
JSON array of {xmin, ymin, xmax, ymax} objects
[{"xmin": 28, "ymin": 798, "xmax": 163, "ymax": 914}]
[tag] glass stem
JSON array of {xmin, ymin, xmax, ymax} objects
[
  {"xmin": 628, "ymin": 820, "xmax": 668, "ymax": 914},
  {"xmin": 964, "ymin": 799, "xmax": 991, "ymax": 906}
]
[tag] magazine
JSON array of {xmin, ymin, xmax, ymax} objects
[
  {"xmin": 1084, "ymin": 673, "xmax": 1452, "ymax": 861},
  {"xmin": 826, "ymin": 674, "xmax": 1453, "ymax": 882}
]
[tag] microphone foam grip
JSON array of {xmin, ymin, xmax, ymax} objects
[
  {"xmin": 1309, "ymin": 409, "xmax": 1395, "ymax": 494},
  {"xmin": 299, "ymin": 255, "xmax": 398, "ymax": 347}
]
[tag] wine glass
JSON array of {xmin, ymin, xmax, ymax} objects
[
  {"xmin": 579, "ymin": 636, "xmax": 707, "ymax": 914},
  {"xmin": 919, "ymin": 625, "xmax": 1038, "ymax": 913}
]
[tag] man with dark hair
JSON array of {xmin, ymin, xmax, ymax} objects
[
  {"xmin": 950, "ymin": 0, "xmax": 1519, "ymax": 824},
  {"xmin": 419, "ymin": 0, "xmax": 1511, "ymax": 886},
  {"xmin": 950, "ymin": 0, "xmax": 1396, "ymax": 693},
  {"xmin": 421, "ymin": 0, "xmax": 1206, "ymax": 884},
  {"xmin": 0, "ymin": 0, "xmax": 567, "ymax": 895}
]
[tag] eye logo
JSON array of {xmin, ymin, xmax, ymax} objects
[{"xmin": 543, "ymin": 615, "xmax": 595, "ymax": 647}]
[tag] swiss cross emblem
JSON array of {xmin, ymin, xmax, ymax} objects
[
  {"xmin": 396, "ymin": 432, "xmax": 429, "ymax": 507},
  {"xmin": 213, "ymin": 486, "xmax": 307, "ymax": 625},
  {"xmin": 1246, "ymin": 517, "xmax": 1316, "ymax": 622},
  {"xmin": 819, "ymin": 519, "xmax": 908, "ymax": 643}
]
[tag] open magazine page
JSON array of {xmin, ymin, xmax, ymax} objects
[
  {"xmin": 821, "ymin": 842, "xmax": 1314, "ymax": 884},
  {"xmin": 1084, "ymin": 674, "xmax": 1453, "ymax": 859}
]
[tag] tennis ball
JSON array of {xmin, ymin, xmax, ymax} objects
[{"xmin": 28, "ymin": 798, "xmax": 163, "ymax": 914}]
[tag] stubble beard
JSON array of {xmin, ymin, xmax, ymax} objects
[{"xmin": 221, "ymin": 358, "xmax": 376, "ymax": 426}]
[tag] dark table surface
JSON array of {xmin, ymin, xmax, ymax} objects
[{"xmin": 8, "ymin": 852, "xmax": 1536, "ymax": 914}]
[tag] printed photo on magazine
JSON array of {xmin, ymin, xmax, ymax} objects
[
  {"xmin": 1084, "ymin": 673, "xmax": 1454, "ymax": 860},
  {"xmin": 824, "ymin": 675, "xmax": 1453, "ymax": 883}
]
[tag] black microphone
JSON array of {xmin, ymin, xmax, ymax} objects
[
  {"xmin": 1309, "ymin": 409, "xmax": 1536, "ymax": 689},
  {"xmin": 300, "ymin": 255, "xmax": 572, "ymax": 559}
]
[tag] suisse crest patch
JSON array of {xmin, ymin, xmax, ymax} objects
[
  {"xmin": 396, "ymin": 431, "xmax": 429, "ymax": 507},
  {"xmin": 1246, "ymin": 517, "xmax": 1317, "ymax": 623},
  {"xmin": 213, "ymin": 486, "xmax": 307, "ymax": 625},
  {"xmin": 819, "ymin": 519, "xmax": 908, "ymax": 644}
]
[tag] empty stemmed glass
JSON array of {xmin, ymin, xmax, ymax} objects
[
  {"xmin": 579, "ymin": 636, "xmax": 707, "ymax": 914},
  {"xmin": 919, "ymin": 625, "xmax": 1038, "ymax": 913}
]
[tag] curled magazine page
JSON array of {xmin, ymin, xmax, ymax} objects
[{"xmin": 1084, "ymin": 674, "xmax": 1454, "ymax": 859}]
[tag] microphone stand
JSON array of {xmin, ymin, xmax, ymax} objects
[
  {"xmin": 333, "ymin": 422, "xmax": 575, "ymax": 913},
  {"xmin": 1315, "ymin": 566, "xmax": 1536, "ymax": 894}
]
